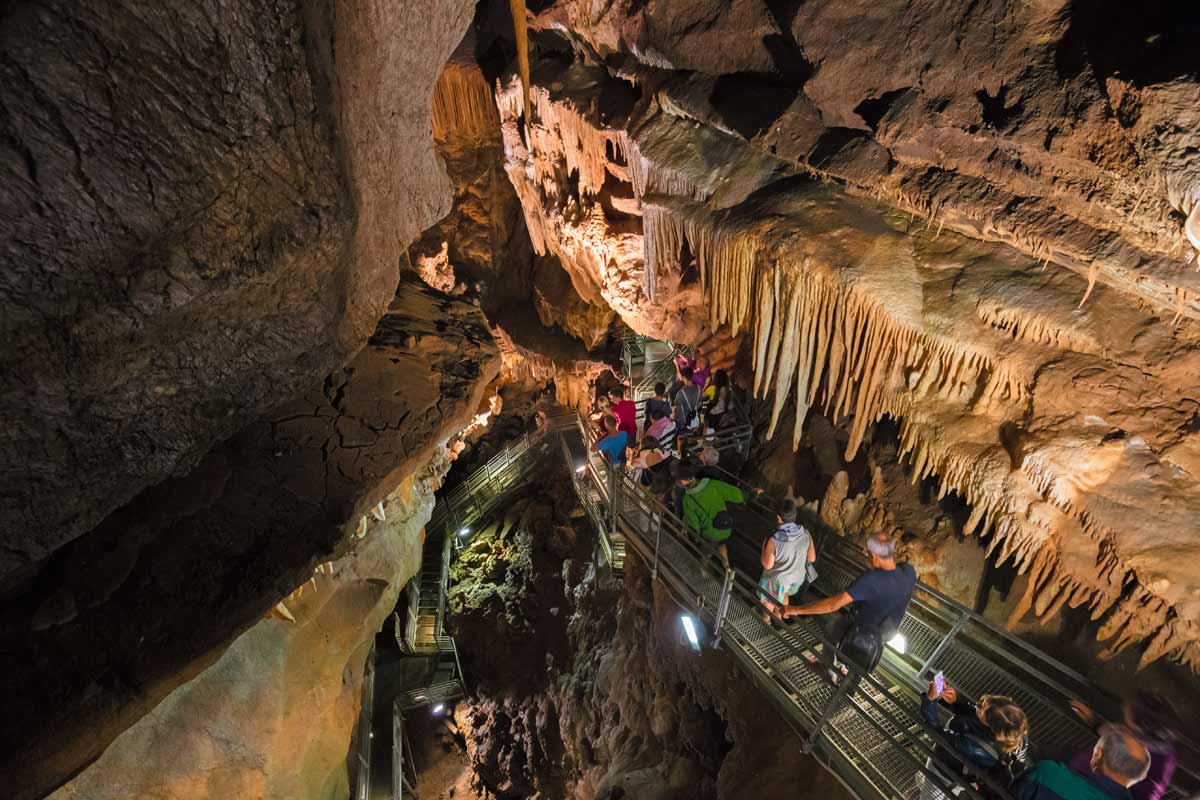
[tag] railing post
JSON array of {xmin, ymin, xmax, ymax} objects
[
  {"xmin": 712, "ymin": 567, "xmax": 735, "ymax": 644},
  {"xmin": 608, "ymin": 461, "xmax": 619, "ymax": 529},
  {"xmin": 917, "ymin": 611, "xmax": 969, "ymax": 677},
  {"xmin": 802, "ymin": 670, "xmax": 855, "ymax": 754},
  {"xmin": 651, "ymin": 513, "xmax": 663, "ymax": 580}
]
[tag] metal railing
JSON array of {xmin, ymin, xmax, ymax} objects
[
  {"xmin": 600, "ymin": 460, "xmax": 1004, "ymax": 800},
  {"xmin": 397, "ymin": 404, "xmax": 1200, "ymax": 800},
  {"xmin": 559, "ymin": 411, "xmax": 1199, "ymax": 800}
]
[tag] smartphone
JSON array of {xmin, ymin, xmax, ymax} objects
[{"xmin": 933, "ymin": 671, "xmax": 945, "ymax": 696}]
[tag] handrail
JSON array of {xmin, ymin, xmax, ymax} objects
[
  {"xmin": 561, "ymin": 410, "xmax": 1198, "ymax": 800},
  {"xmin": 605, "ymin": 463, "xmax": 1010, "ymax": 800},
  {"xmin": 411, "ymin": 406, "xmax": 1199, "ymax": 800}
]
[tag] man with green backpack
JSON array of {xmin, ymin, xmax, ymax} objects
[{"xmin": 676, "ymin": 462, "xmax": 744, "ymax": 564}]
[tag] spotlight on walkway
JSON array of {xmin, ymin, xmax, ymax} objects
[
  {"xmin": 432, "ymin": 703, "xmax": 445, "ymax": 716},
  {"xmin": 886, "ymin": 632, "xmax": 907, "ymax": 655},
  {"xmin": 458, "ymin": 527, "xmax": 470, "ymax": 537},
  {"xmin": 680, "ymin": 614, "xmax": 701, "ymax": 651},
  {"xmin": 576, "ymin": 464, "xmax": 587, "ymax": 474}
]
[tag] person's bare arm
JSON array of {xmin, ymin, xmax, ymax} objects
[
  {"xmin": 761, "ymin": 537, "xmax": 776, "ymax": 569},
  {"xmin": 784, "ymin": 591, "xmax": 853, "ymax": 618},
  {"xmin": 807, "ymin": 538, "xmax": 817, "ymax": 563}
]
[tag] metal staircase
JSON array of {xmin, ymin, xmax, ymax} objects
[
  {"xmin": 556, "ymin": 414, "xmax": 1199, "ymax": 800},
  {"xmin": 383, "ymin": 352, "xmax": 1199, "ymax": 800}
]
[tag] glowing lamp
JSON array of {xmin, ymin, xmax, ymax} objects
[{"xmin": 680, "ymin": 614, "xmax": 701, "ymax": 651}]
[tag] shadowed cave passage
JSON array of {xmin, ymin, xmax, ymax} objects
[{"xmin": 5, "ymin": 1, "xmax": 1200, "ymax": 799}]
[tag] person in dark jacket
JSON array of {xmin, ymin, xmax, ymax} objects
[
  {"xmin": 1016, "ymin": 725, "xmax": 1150, "ymax": 800},
  {"xmin": 1068, "ymin": 693, "xmax": 1180, "ymax": 800},
  {"xmin": 920, "ymin": 678, "xmax": 1033, "ymax": 799}
]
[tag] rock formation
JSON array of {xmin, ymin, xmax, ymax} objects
[
  {"xmin": 48, "ymin": 456, "xmax": 446, "ymax": 800},
  {"xmin": 493, "ymin": 20, "xmax": 1200, "ymax": 668},
  {"xmin": 0, "ymin": 0, "xmax": 476, "ymax": 578},
  {"xmin": 2, "ymin": 277, "xmax": 499, "ymax": 798},
  {"xmin": 6, "ymin": 1, "xmax": 1200, "ymax": 798},
  {"xmin": 448, "ymin": 464, "xmax": 853, "ymax": 800}
]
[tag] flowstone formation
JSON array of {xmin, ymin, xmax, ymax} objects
[
  {"xmin": 447, "ymin": 464, "xmax": 852, "ymax": 800},
  {"xmin": 412, "ymin": 33, "xmax": 617, "ymax": 415},
  {"xmin": 495, "ymin": 25, "xmax": 1200, "ymax": 668},
  {"xmin": 48, "ymin": 456, "xmax": 448, "ymax": 800}
]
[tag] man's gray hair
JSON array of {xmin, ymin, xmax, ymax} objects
[
  {"xmin": 866, "ymin": 533, "xmax": 896, "ymax": 560},
  {"xmin": 1095, "ymin": 724, "xmax": 1151, "ymax": 785}
]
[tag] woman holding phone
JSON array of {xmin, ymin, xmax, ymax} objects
[{"xmin": 919, "ymin": 676, "xmax": 1034, "ymax": 799}]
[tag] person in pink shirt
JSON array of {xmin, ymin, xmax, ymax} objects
[{"xmin": 609, "ymin": 386, "xmax": 639, "ymax": 444}]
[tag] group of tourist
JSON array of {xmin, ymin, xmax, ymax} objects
[
  {"xmin": 916, "ymin": 684, "xmax": 1180, "ymax": 800},
  {"xmin": 581, "ymin": 349, "xmax": 1185, "ymax": 800}
]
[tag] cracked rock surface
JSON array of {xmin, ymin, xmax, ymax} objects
[
  {"xmin": 0, "ymin": 0, "xmax": 473, "ymax": 585},
  {"xmin": 0, "ymin": 276, "xmax": 499, "ymax": 799}
]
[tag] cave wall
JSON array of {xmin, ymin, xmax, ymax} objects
[
  {"xmin": 0, "ymin": 0, "xmax": 473, "ymax": 587},
  {"xmin": 492, "ymin": 25, "xmax": 1200, "ymax": 670},
  {"xmin": 48, "ymin": 459, "xmax": 443, "ymax": 800},
  {"xmin": 0, "ymin": 277, "xmax": 500, "ymax": 799},
  {"xmin": 0, "ymin": 0, "xmax": 496, "ymax": 794}
]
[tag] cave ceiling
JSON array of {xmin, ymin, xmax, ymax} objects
[
  {"xmin": 2, "ymin": 0, "xmax": 1200, "ymax": 796},
  {"xmin": 495, "ymin": 1, "xmax": 1200, "ymax": 669}
]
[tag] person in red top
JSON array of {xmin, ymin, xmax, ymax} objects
[{"xmin": 609, "ymin": 386, "xmax": 639, "ymax": 444}]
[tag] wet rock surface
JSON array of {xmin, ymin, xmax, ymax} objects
[{"xmin": 0, "ymin": 277, "xmax": 499, "ymax": 799}]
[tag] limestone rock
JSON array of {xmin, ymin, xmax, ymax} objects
[
  {"xmin": 0, "ymin": 0, "xmax": 476, "ymax": 583},
  {"xmin": 48, "ymin": 461, "xmax": 440, "ymax": 800},
  {"xmin": 0, "ymin": 278, "xmax": 500, "ymax": 798}
]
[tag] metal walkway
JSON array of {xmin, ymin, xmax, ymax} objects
[
  {"xmin": 559, "ymin": 413, "xmax": 1199, "ymax": 800},
  {"xmin": 389, "ymin": 385, "xmax": 1198, "ymax": 800}
]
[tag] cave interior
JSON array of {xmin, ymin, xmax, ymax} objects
[{"xmin": 2, "ymin": 0, "xmax": 1200, "ymax": 799}]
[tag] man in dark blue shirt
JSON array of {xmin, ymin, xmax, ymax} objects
[
  {"xmin": 782, "ymin": 532, "xmax": 916, "ymax": 630},
  {"xmin": 781, "ymin": 532, "xmax": 916, "ymax": 671}
]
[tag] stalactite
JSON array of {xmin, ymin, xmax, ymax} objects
[
  {"xmin": 497, "ymin": 71, "xmax": 1200, "ymax": 670},
  {"xmin": 432, "ymin": 60, "xmax": 501, "ymax": 142},
  {"xmin": 493, "ymin": 326, "xmax": 611, "ymax": 412},
  {"xmin": 508, "ymin": 0, "xmax": 531, "ymax": 128}
]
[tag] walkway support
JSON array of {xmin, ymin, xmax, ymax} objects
[{"xmin": 399, "ymin": 406, "xmax": 1199, "ymax": 800}]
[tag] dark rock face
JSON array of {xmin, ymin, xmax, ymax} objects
[
  {"xmin": 0, "ymin": 275, "xmax": 499, "ymax": 799},
  {"xmin": 0, "ymin": 0, "xmax": 473, "ymax": 584}
]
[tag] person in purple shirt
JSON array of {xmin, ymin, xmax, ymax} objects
[
  {"xmin": 692, "ymin": 353, "xmax": 712, "ymax": 393},
  {"xmin": 1067, "ymin": 693, "xmax": 1180, "ymax": 800}
]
